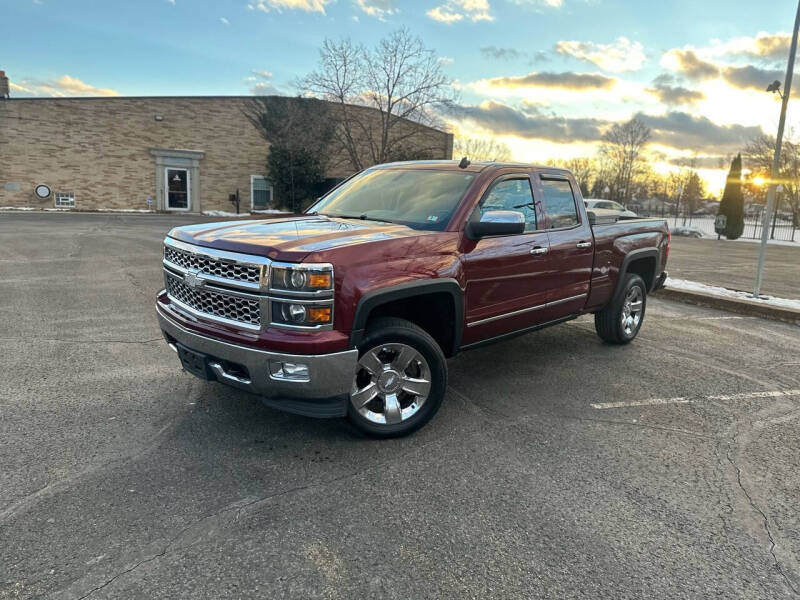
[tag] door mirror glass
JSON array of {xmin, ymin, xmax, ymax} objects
[{"xmin": 468, "ymin": 210, "xmax": 525, "ymax": 239}]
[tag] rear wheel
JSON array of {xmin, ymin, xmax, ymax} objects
[
  {"xmin": 347, "ymin": 317, "xmax": 447, "ymax": 438},
  {"xmin": 594, "ymin": 273, "xmax": 647, "ymax": 344}
]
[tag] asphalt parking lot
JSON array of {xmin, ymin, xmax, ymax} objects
[{"xmin": 2, "ymin": 212, "xmax": 800, "ymax": 599}]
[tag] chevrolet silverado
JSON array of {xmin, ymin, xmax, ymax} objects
[{"xmin": 156, "ymin": 160, "xmax": 669, "ymax": 437}]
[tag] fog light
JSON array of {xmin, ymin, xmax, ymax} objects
[{"xmin": 269, "ymin": 360, "xmax": 310, "ymax": 382}]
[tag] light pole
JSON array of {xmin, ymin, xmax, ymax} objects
[
  {"xmin": 754, "ymin": 0, "xmax": 800, "ymax": 297},
  {"xmin": 674, "ymin": 185, "xmax": 683, "ymax": 227}
]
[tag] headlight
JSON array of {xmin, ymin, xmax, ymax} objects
[
  {"xmin": 271, "ymin": 301, "xmax": 332, "ymax": 327},
  {"xmin": 271, "ymin": 265, "xmax": 333, "ymax": 292}
]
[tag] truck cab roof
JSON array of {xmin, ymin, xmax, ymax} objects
[{"xmin": 370, "ymin": 160, "xmax": 572, "ymax": 175}]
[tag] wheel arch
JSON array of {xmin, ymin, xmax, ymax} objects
[
  {"xmin": 611, "ymin": 248, "xmax": 659, "ymax": 302},
  {"xmin": 350, "ymin": 279, "xmax": 464, "ymax": 357}
]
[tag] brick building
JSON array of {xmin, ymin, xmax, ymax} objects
[{"xmin": 0, "ymin": 97, "xmax": 453, "ymax": 213}]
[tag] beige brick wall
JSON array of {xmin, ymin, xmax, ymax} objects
[{"xmin": 0, "ymin": 97, "xmax": 453, "ymax": 213}]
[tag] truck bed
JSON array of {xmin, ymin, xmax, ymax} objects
[{"xmin": 585, "ymin": 215, "xmax": 670, "ymax": 311}]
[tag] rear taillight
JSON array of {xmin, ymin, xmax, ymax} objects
[{"xmin": 666, "ymin": 230, "xmax": 671, "ymax": 259}]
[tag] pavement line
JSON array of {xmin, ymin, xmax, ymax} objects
[
  {"xmin": 591, "ymin": 389, "xmax": 800, "ymax": 410},
  {"xmin": 694, "ymin": 316, "xmax": 747, "ymax": 320}
]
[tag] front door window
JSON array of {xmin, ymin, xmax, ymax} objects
[{"xmin": 166, "ymin": 168, "xmax": 189, "ymax": 210}]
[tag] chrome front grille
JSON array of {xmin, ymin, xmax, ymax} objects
[
  {"xmin": 164, "ymin": 244, "xmax": 261, "ymax": 284},
  {"xmin": 162, "ymin": 237, "xmax": 334, "ymax": 332},
  {"xmin": 165, "ymin": 272, "xmax": 262, "ymax": 328}
]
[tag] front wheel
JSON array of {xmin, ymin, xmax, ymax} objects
[
  {"xmin": 594, "ymin": 273, "xmax": 647, "ymax": 344},
  {"xmin": 347, "ymin": 317, "xmax": 447, "ymax": 438}
]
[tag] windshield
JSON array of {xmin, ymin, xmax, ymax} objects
[{"xmin": 309, "ymin": 169, "xmax": 476, "ymax": 231}]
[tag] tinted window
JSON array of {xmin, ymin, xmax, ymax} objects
[
  {"xmin": 541, "ymin": 178, "xmax": 579, "ymax": 229},
  {"xmin": 479, "ymin": 178, "xmax": 537, "ymax": 232},
  {"xmin": 311, "ymin": 169, "xmax": 476, "ymax": 231}
]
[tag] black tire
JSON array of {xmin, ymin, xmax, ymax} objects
[
  {"xmin": 347, "ymin": 317, "xmax": 447, "ymax": 438},
  {"xmin": 594, "ymin": 273, "xmax": 647, "ymax": 344}
]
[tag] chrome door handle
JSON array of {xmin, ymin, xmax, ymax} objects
[
  {"xmin": 530, "ymin": 247, "xmax": 549, "ymax": 255},
  {"xmin": 576, "ymin": 241, "xmax": 592, "ymax": 248}
]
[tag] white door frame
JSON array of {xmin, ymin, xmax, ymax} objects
[
  {"xmin": 165, "ymin": 167, "xmax": 191, "ymax": 212},
  {"xmin": 250, "ymin": 174, "xmax": 273, "ymax": 211}
]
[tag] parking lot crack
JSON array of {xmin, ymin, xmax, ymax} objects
[{"xmin": 726, "ymin": 439, "xmax": 799, "ymax": 595}]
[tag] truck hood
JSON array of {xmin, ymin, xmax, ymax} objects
[{"xmin": 169, "ymin": 216, "xmax": 435, "ymax": 262}]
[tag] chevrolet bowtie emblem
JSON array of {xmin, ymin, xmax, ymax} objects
[{"xmin": 183, "ymin": 269, "xmax": 205, "ymax": 290}]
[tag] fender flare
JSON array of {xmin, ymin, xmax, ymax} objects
[
  {"xmin": 349, "ymin": 279, "xmax": 464, "ymax": 356},
  {"xmin": 612, "ymin": 248, "xmax": 660, "ymax": 301}
]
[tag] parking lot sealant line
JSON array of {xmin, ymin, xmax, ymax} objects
[
  {"xmin": 725, "ymin": 438, "xmax": 800, "ymax": 596},
  {"xmin": 0, "ymin": 336, "xmax": 162, "ymax": 345},
  {"xmin": 592, "ymin": 389, "xmax": 800, "ymax": 410}
]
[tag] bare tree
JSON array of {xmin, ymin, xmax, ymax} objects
[
  {"xmin": 453, "ymin": 136, "xmax": 512, "ymax": 162},
  {"xmin": 599, "ymin": 118, "xmax": 651, "ymax": 203},
  {"xmin": 745, "ymin": 133, "xmax": 800, "ymax": 226},
  {"xmin": 300, "ymin": 28, "xmax": 457, "ymax": 171},
  {"xmin": 563, "ymin": 158, "xmax": 595, "ymax": 196},
  {"xmin": 544, "ymin": 157, "xmax": 596, "ymax": 196}
]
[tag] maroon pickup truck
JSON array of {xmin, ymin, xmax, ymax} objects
[{"xmin": 156, "ymin": 160, "xmax": 669, "ymax": 437}]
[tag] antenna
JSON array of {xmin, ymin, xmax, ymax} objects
[{"xmin": 458, "ymin": 156, "xmax": 470, "ymax": 169}]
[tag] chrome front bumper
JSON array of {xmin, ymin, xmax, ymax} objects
[{"xmin": 156, "ymin": 306, "xmax": 358, "ymax": 418}]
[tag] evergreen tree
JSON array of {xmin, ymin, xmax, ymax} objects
[
  {"xmin": 718, "ymin": 154, "xmax": 745, "ymax": 239},
  {"xmin": 681, "ymin": 171, "xmax": 705, "ymax": 224}
]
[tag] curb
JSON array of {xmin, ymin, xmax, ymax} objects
[{"xmin": 653, "ymin": 287, "xmax": 800, "ymax": 325}]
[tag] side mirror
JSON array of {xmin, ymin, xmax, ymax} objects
[{"xmin": 467, "ymin": 210, "xmax": 525, "ymax": 239}]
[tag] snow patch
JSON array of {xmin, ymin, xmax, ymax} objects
[
  {"xmin": 202, "ymin": 210, "xmax": 251, "ymax": 217},
  {"xmin": 93, "ymin": 208, "xmax": 155, "ymax": 213},
  {"xmin": 729, "ymin": 237, "xmax": 798, "ymax": 248},
  {"xmin": 666, "ymin": 277, "xmax": 800, "ymax": 311},
  {"xmin": 670, "ymin": 226, "xmax": 705, "ymax": 238}
]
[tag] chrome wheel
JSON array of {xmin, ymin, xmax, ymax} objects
[
  {"xmin": 621, "ymin": 286, "xmax": 643, "ymax": 337},
  {"xmin": 351, "ymin": 343, "xmax": 432, "ymax": 425}
]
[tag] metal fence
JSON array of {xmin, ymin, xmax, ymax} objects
[{"xmin": 636, "ymin": 211, "xmax": 798, "ymax": 242}]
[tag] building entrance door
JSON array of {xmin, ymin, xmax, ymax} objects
[{"xmin": 166, "ymin": 168, "xmax": 190, "ymax": 211}]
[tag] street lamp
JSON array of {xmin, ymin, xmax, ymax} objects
[{"xmin": 754, "ymin": 0, "xmax": 800, "ymax": 297}]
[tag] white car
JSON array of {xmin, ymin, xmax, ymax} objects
[{"xmin": 584, "ymin": 199, "xmax": 638, "ymax": 218}]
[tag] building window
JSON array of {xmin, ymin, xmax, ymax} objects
[
  {"xmin": 251, "ymin": 175, "xmax": 273, "ymax": 211},
  {"xmin": 54, "ymin": 192, "xmax": 75, "ymax": 208}
]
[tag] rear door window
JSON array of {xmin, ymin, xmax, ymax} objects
[{"xmin": 541, "ymin": 178, "xmax": 579, "ymax": 229}]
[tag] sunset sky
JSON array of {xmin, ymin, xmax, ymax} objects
[{"xmin": 5, "ymin": 0, "xmax": 800, "ymax": 194}]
